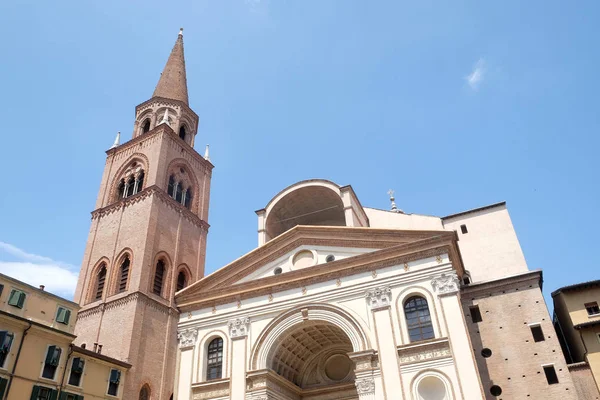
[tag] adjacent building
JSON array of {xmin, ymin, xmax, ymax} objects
[
  {"xmin": 0, "ymin": 273, "xmax": 130, "ymax": 399},
  {"xmin": 553, "ymin": 280, "xmax": 600, "ymax": 399}
]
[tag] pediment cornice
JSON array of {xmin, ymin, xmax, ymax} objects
[{"xmin": 176, "ymin": 228, "xmax": 463, "ymax": 311}]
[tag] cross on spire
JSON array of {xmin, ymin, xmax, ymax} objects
[{"xmin": 388, "ymin": 189, "xmax": 403, "ymax": 213}]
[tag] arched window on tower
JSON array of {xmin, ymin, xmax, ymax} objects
[
  {"xmin": 139, "ymin": 384, "xmax": 150, "ymax": 400},
  {"xmin": 142, "ymin": 119, "xmax": 151, "ymax": 134},
  {"xmin": 404, "ymin": 296, "xmax": 434, "ymax": 342},
  {"xmin": 153, "ymin": 260, "xmax": 165, "ymax": 296},
  {"xmin": 175, "ymin": 183, "xmax": 183, "ymax": 203},
  {"xmin": 94, "ymin": 264, "xmax": 107, "ymax": 301},
  {"xmin": 118, "ymin": 256, "xmax": 130, "ymax": 293},
  {"xmin": 179, "ymin": 126, "xmax": 186, "ymax": 141},
  {"xmin": 206, "ymin": 338, "xmax": 223, "ymax": 380},
  {"xmin": 183, "ymin": 188, "xmax": 192, "ymax": 210},
  {"xmin": 176, "ymin": 271, "xmax": 187, "ymax": 291},
  {"xmin": 117, "ymin": 169, "xmax": 145, "ymax": 201}
]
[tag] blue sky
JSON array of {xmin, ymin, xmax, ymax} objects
[{"xmin": 0, "ymin": 1, "xmax": 598, "ymax": 305}]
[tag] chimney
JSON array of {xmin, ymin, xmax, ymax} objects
[
  {"xmin": 97, "ymin": 344, "xmax": 103, "ymax": 354},
  {"xmin": 93, "ymin": 343, "xmax": 98, "ymax": 352},
  {"xmin": 39, "ymin": 285, "xmax": 45, "ymax": 291}
]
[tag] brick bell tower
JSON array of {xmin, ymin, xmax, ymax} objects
[{"xmin": 73, "ymin": 29, "xmax": 212, "ymax": 399}]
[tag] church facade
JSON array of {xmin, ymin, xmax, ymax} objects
[{"xmin": 70, "ymin": 31, "xmax": 587, "ymax": 400}]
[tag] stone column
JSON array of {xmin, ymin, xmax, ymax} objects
[
  {"xmin": 176, "ymin": 328, "xmax": 198, "ymax": 400},
  {"xmin": 229, "ymin": 317, "xmax": 250, "ymax": 400},
  {"xmin": 365, "ymin": 286, "xmax": 402, "ymax": 399},
  {"xmin": 431, "ymin": 272, "xmax": 484, "ymax": 399}
]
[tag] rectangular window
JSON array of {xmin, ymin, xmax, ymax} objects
[
  {"xmin": 56, "ymin": 307, "xmax": 71, "ymax": 325},
  {"xmin": 585, "ymin": 302, "xmax": 600, "ymax": 316},
  {"xmin": 30, "ymin": 385, "xmax": 58, "ymax": 400},
  {"xmin": 42, "ymin": 345, "xmax": 62, "ymax": 380},
  {"xmin": 469, "ymin": 305, "xmax": 482, "ymax": 323},
  {"xmin": 460, "ymin": 224, "xmax": 468, "ymax": 234},
  {"xmin": 0, "ymin": 331, "xmax": 14, "ymax": 368},
  {"xmin": 68, "ymin": 357, "xmax": 85, "ymax": 387},
  {"xmin": 530, "ymin": 325, "xmax": 545, "ymax": 342},
  {"xmin": 61, "ymin": 392, "xmax": 83, "ymax": 400},
  {"xmin": 107, "ymin": 369, "xmax": 121, "ymax": 396},
  {"xmin": 543, "ymin": 365, "xmax": 559, "ymax": 384},
  {"xmin": 7, "ymin": 289, "xmax": 26, "ymax": 309}
]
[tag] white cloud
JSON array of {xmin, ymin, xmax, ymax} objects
[
  {"xmin": 466, "ymin": 58, "xmax": 486, "ymax": 90},
  {"xmin": 0, "ymin": 241, "xmax": 78, "ymax": 299}
]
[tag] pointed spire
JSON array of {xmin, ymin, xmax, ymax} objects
[
  {"xmin": 110, "ymin": 131, "xmax": 121, "ymax": 149},
  {"xmin": 152, "ymin": 28, "xmax": 189, "ymax": 105},
  {"xmin": 159, "ymin": 109, "xmax": 171, "ymax": 126},
  {"xmin": 204, "ymin": 144, "xmax": 210, "ymax": 161},
  {"xmin": 388, "ymin": 189, "xmax": 403, "ymax": 214}
]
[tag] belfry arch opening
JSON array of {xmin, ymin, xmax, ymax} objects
[
  {"xmin": 265, "ymin": 185, "xmax": 346, "ymax": 240},
  {"xmin": 267, "ymin": 321, "xmax": 358, "ymax": 394}
]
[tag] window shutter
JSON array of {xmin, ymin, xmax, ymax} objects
[
  {"xmin": 56, "ymin": 308, "xmax": 65, "ymax": 323},
  {"xmin": 52, "ymin": 347, "xmax": 62, "ymax": 366},
  {"xmin": 1, "ymin": 332, "xmax": 13, "ymax": 353},
  {"xmin": 72, "ymin": 357, "xmax": 84, "ymax": 373},
  {"xmin": 0, "ymin": 377, "xmax": 7, "ymax": 399},
  {"xmin": 17, "ymin": 291, "xmax": 26, "ymax": 308},
  {"xmin": 64, "ymin": 309, "xmax": 71, "ymax": 324},
  {"xmin": 8, "ymin": 290, "xmax": 21, "ymax": 307},
  {"xmin": 30, "ymin": 386, "xmax": 40, "ymax": 400},
  {"xmin": 45, "ymin": 346, "xmax": 56, "ymax": 364},
  {"xmin": 109, "ymin": 369, "xmax": 121, "ymax": 384},
  {"xmin": 49, "ymin": 389, "xmax": 59, "ymax": 400}
]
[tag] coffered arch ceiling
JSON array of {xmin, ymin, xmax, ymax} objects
[{"xmin": 268, "ymin": 321, "xmax": 355, "ymax": 389}]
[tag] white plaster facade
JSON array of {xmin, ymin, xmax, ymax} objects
[{"xmin": 173, "ymin": 180, "xmax": 539, "ymax": 400}]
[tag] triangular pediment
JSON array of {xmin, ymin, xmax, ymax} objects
[{"xmin": 175, "ymin": 226, "xmax": 463, "ymax": 311}]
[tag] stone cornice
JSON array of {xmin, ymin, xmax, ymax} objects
[
  {"xmin": 76, "ymin": 291, "xmax": 178, "ymax": 320},
  {"xmin": 177, "ymin": 233, "xmax": 462, "ymax": 311},
  {"xmin": 460, "ymin": 270, "xmax": 542, "ymax": 299},
  {"xmin": 181, "ymin": 227, "xmax": 459, "ymax": 293},
  {"xmin": 105, "ymin": 124, "xmax": 213, "ymax": 172},
  {"xmin": 90, "ymin": 185, "xmax": 209, "ymax": 231}
]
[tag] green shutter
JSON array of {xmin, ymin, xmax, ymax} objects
[
  {"xmin": 64, "ymin": 309, "xmax": 71, "ymax": 324},
  {"xmin": 8, "ymin": 290, "xmax": 22, "ymax": 307},
  {"xmin": 17, "ymin": 291, "xmax": 26, "ymax": 308},
  {"xmin": 45, "ymin": 346, "xmax": 56, "ymax": 364},
  {"xmin": 49, "ymin": 388, "xmax": 58, "ymax": 400},
  {"xmin": 56, "ymin": 308, "xmax": 65, "ymax": 323},
  {"xmin": 30, "ymin": 385, "xmax": 40, "ymax": 400},
  {"xmin": 0, "ymin": 377, "xmax": 7, "ymax": 399}
]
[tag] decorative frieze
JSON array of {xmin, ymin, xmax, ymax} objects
[
  {"xmin": 397, "ymin": 338, "xmax": 452, "ymax": 365},
  {"xmin": 431, "ymin": 272, "xmax": 460, "ymax": 296},
  {"xmin": 355, "ymin": 377, "xmax": 375, "ymax": 394},
  {"xmin": 177, "ymin": 328, "xmax": 198, "ymax": 349},
  {"xmin": 365, "ymin": 286, "xmax": 392, "ymax": 310},
  {"xmin": 228, "ymin": 316, "xmax": 250, "ymax": 339}
]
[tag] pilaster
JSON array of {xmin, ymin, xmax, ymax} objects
[
  {"xmin": 431, "ymin": 272, "xmax": 484, "ymax": 399},
  {"xmin": 176, "ymin": 327, "xmax": 198, "ymax": 400},
  {"xmin": 229, "ymin": 317, "xmax": 250, "ymax": 400}
]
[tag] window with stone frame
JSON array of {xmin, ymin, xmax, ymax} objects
[
  {"xmin": 107, "ymin": 369, "xmax": 121, "ymax": 396},
  {"xmin": 0, "ymin": 331, "xmax": 14, "ymax": 368},
  {"xmin": 206, "ymin": 337, "xmax": 223, "ymax": 380},
  {"xmin": 404, "ymin": 296, "xmax": 435, "ymax": 342},
  {"xmin": 585, "ymin": 302, "xmax": 600, "ymax": 316},
  {"xmin": 116, "ymin": 162, "xmax": 145, "ymax": 201},
  {"xmin": 142, "ymin": 119, "xmax": 151, "ymax": 134},
  {"xmin": 42, "ymin": 345, "xmax": 62, "ymax": 380}
]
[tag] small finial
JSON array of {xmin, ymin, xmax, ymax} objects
[
  {"xmin": 159, "ymin": 109, "xmax": 171, "ymax": 126},
  {"xmin": 388, "ymin": 189, "xmax": 403, "ymax": 213},
  {"xmin": 179, "ymin": 27, "xmax": 184, "ymax": 36},
  {"xmin": 110, "ymin": 131, "xmax": 121, "ymax": 149},
  {"xmin": 204, "ymin": 144, "xmax": 210, "ymax": 161}
]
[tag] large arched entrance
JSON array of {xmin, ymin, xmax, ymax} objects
[{"xmin": 248, "ymin": 304, "xmax": 370, "ymax": 399}]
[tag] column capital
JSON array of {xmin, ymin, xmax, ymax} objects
[
  {"xmin": 177, "ymin": 327, "xmax": 198, "ymax": 349},
  {"xmin": 431, "ymin": 272, "xmax": 460, "ymax": 296},
  {"xmin": 355, "ymin": 377, "xmax": 376, "ymax": 394},
  {"xmin": 365, "ymin": 286, "xmax": 392, "ymax": 311},
  {"xmin": 228, "ymin": 316, "xmax": 250, "ymax": 339}
]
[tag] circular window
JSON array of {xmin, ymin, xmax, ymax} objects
[
  {"xmin": 325, "ymin": 255, "xmax": 335, "ymax": 263},
  {"xmin": 292, "ymin": 250, "xmax": 315, "ymax": 269},
  {"xmin": 490, "ymin": 385, "xmax": 502, "ymax": 396},
  {"xmin": 481, "ymin": 348, "xmax": 492, "ymax": 358},
  {"xmin": 273, "ymin": 267, "xmax": 282, "ymax": 275},
  {"xmin": 324, "ymin": 354, "xmax": 352, "ymax": 381}
]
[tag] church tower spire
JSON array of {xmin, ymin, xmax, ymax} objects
[
  {"xmin": 73, "ymin": 30, "xmax": 212, "ymax": 400},
  {"xmin": 152, "ymin": 28, "xmax": 189, "ymax": 105}
]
